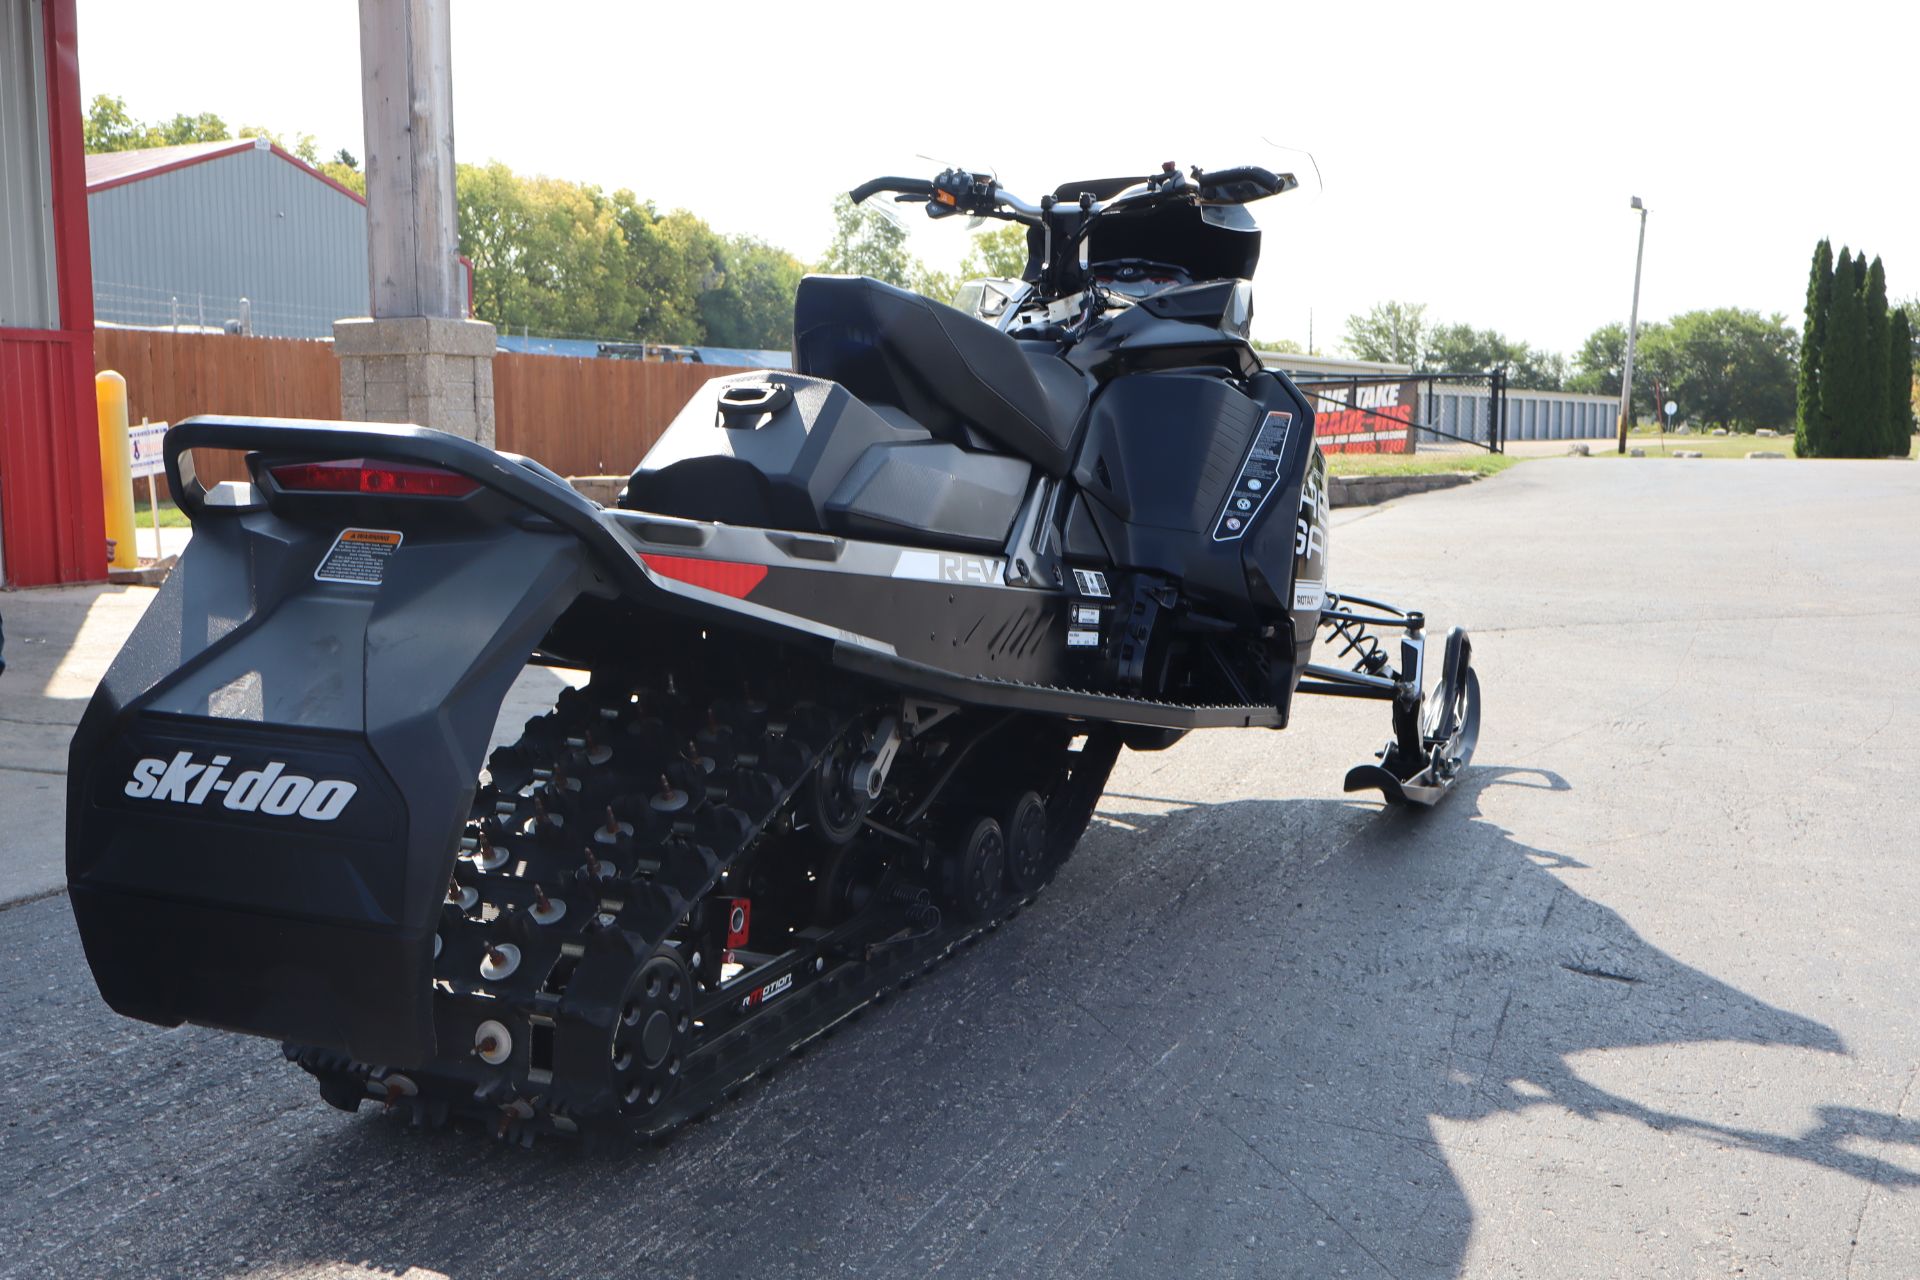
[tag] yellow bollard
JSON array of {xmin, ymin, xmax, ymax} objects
[{"xmin": 96, "ymin": 370, "xmax": 140, "ymax": 570}]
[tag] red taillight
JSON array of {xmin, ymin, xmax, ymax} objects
[
  {"xmin": 639, "ymin": 553, "xmax": 767, "ymax": 599},
  {"xmin": 268, "ymin": 458, "xmax": 480, "ymax": 498}
]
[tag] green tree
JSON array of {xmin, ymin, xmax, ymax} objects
[
  {"xmin": 908, "ymin": 263, "xmax": 957, "ymax": 304},
  {"xmin": 1863, "ymin": 257, "xmax": 1892, "ymax": 453},
  {"xmin": 316, "ymin": 149, "xmax": 365, "ymax": 196},
  {"xmin": 82, "ymin": 94, "xmax": 229, "ymax": 152},
  {"xmin": 1633, "ymin": 309, "xmax": 1798, "ymax": 431},
  {"xmin": 1423, "ymin": 323, "xmax": 1565, "ymax": 390},
  {"xmin": 818, "ymin": 194, "xmax": 914, "ymax": 287},
  {"xmin": 1820, "ymin": 248, "xmax": 1870, "ymax": 455},
  {"xmin": 960, "ymin": 224, "xmax": 1031, "ymax": 279},
  {"xmin": 1568, "ymin": 322, "xmax": 1627, "ymax": 395},
  {"xmin": 83, "ymin": 94, "xmax": 147, "ymax": 151},
  {"xmin": 1891, "ymin": 307, "xmax": 1916, "ymax": 452},
  {"xmin": 698, "ymin": 236, "xmax": 805, "ymax": 349},
  {"xmin": 1795, "ymin": 239, "xmax": 1833, "ymax": 457},
  {"xmin": 1341, "ymin": 300, "xmax": 1428, "ymax": 365},
  {"xmin": 160, "ymin": 111, "xmax": 230, "ymax": 146}
]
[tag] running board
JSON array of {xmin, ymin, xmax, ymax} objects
[{"xmin": 832, "ymin": 643, "xmax": 1287, "ymax": 730}]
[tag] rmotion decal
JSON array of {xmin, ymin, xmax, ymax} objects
[{"xmin": 739, "ymin": 972, "xmax": 793, "ymax": 1012}]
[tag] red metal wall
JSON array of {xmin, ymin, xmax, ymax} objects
[{"xmin": 0, "ymin": 0, "xmax": 103, "ymax": 587}]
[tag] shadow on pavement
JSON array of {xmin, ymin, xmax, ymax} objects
[{"xmin": 4, "ymin": 767, "xmax": 1913, "ymax": 1279}]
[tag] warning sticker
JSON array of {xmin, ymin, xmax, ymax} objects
[{"xmin": 315, "ymin": 528, "xmax": 403, "ymax": 585}]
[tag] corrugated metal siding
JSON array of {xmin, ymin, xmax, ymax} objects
[
  {"xmin": 88, "ymin": 144, "xmax": 371, "ymax": 338},
  {"xmin": 0, "ymin": 0, "xmax": 58, "ymax": 328},
  {"xmin": 1423, "ymin": 388, "xmax": 1618, "ymax": 444},
  {"xmin": 0, "ymin": 331, "xmax": 97, "ymax": 583}
]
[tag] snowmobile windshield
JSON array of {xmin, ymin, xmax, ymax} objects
[{"xmin": 1083, "ymin": 198, "xmax": 1262, "ymax": 284}]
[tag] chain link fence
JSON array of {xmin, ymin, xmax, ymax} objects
[{"xmin": 93, "ymin": 279, "xmax": 345, "ymax": 340}]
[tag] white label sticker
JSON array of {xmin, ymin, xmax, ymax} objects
[
  {"xmin": 1292, "ymin": 579, "xmax": 1326, "ymax": 613},
  {"xmin": 1067, "ymin": 628, "xmax": 1101, "ymax": 648},
  {"xmin": 315, "ymin": 528, "xmax": 404, "ymax": 585},
  {"xmin": 1071, "ymin": 569, "xmax": 1110, "ymax": 598}
]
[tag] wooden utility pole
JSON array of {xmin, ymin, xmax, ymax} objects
[
  {"xmin": 335, "ymin": 0, "xmax": 496, "ymax": 443},
  {"xmin": 358, "ymin": 0, "xmax": 461, "ymax": 319}
]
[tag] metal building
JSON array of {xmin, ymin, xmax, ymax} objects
[
  {"xmin": 86, "ymin": 137, "xmax": 469, "ymax": 339},
  {"xmin": 0, "ymin": 0, "xmax": 102, "ymax": 587},
  {"xmin": 1429, "ymin": 386, "xmax": 1619, "ymax": 443}
]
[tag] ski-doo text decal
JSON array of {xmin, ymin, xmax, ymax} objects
[
  {"xmin": 314, "ymin": 528, "xmax": 403, "ymax": 585},
  {"xmin": 1214, "ymin": 411, "xmax": 1294, "ymax": 542},
  {"xmin": 892, "ymin": 551, "xmax": 1006, "ymax": 585},
  {"xmin": 124, "ymin": 751, "xmax": 359, "ymax": 821}
]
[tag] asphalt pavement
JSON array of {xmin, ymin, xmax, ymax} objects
[{"xmin": 2, "ymin": 457, "xmax": 1916, "ymax": 1279}]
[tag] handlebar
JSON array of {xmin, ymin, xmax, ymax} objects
[
  {"xmin": 850, "ymin": 170, "xmax": 1044, "ymax": 225},
  {"xmin": 848, "ymin": 163, "xmax": 1294, "ymax": 235},
  {"xmin": 849, "ymin": 176, "xmax": 936, "ymax": 205}
]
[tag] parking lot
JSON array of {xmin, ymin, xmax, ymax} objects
[{"xmin": 2, "ymin": 457, "xmax": 1916, "ymax": 1278}]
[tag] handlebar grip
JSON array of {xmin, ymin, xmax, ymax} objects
[{"xmin": 850, "ymin": 176, "xmax": 936, "ymax": 204}]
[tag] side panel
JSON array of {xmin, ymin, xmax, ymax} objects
[{"xmin": 1069, "ymin": 369, "xmax": 1316, "ymax": 617}]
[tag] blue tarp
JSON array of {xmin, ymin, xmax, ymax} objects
[
  {"xmin": 692, "ymin": 346, "xmax": 791, "ymax": 369},
  {"xmin": 493, "ymin": 334, "xmax": 601, "ymax": 358},
  {"xmin": 492, "ymin": 335, "xmax": 791, "ymax": 369}
]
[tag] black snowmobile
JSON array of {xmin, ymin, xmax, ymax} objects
[{"xmin": 66, "ymin": 161, "xmax": 1479, "ymax": 1142}]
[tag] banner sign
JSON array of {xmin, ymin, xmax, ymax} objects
[{"xmin": 1297, "ymin": 381, "xmax": 1419, "ymax": 454}]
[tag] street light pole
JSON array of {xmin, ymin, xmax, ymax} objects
[{"xmin": 1616, "ymin": 196, "xmax": 1649, "ymax": 454}]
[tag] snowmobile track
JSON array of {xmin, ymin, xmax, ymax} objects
[{"xmin": 287, "ymin": 665, "xmax": 1118, "ymax": 1146}]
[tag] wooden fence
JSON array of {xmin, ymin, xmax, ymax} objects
[
  {"xmin": 492, "ymin": 354, "xmax": 744, "ymax": 476},
  {"xmin": 91, "ymin": 328, "xmax": 748, "ymax": 493}
]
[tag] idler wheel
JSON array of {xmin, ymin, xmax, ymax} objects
[
  {"xmin": 805, "ymin": 731, "xmax": 870, "ymax": 845},
  {"xmin": 611, "ymin": 948, "xmax": 694, "ymax": 1119},
  {"xmin": 1002, "ymin": 791, "xmax": 1050, "ymax": 893},
  {"xmin": 942, "ymin": 816, "xmax": 1006, "ymax": 923}
]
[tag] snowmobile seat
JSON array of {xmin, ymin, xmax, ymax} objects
[{"xmin": 793, "ymin": 275, "xmax": 1086, "ymax": 476}]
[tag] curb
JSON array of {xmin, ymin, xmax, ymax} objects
[{"xmin": 1328, "ymin": 471, "xmax": 1480, "ymax": 508}]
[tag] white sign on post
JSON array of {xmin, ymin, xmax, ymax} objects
[
  {"xmin": 127, "ymin": 420, "xmax": 168, "ymax": 480},
  {"xmin": 128, "ymin": 420, "xmax": 169, "ymax": 562}
]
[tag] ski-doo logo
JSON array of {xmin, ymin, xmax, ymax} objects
[{"xmin": 123, "ymin": 751, "xmax": 358, "ymax": 821}]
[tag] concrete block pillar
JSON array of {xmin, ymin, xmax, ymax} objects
[
  {"xmin": 338, "ymin": 0, "xmax": 496, "ymax": 443},
  {"xmin": 335, "ymin": 316, "xmax": 496, "ymax": 446}
]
